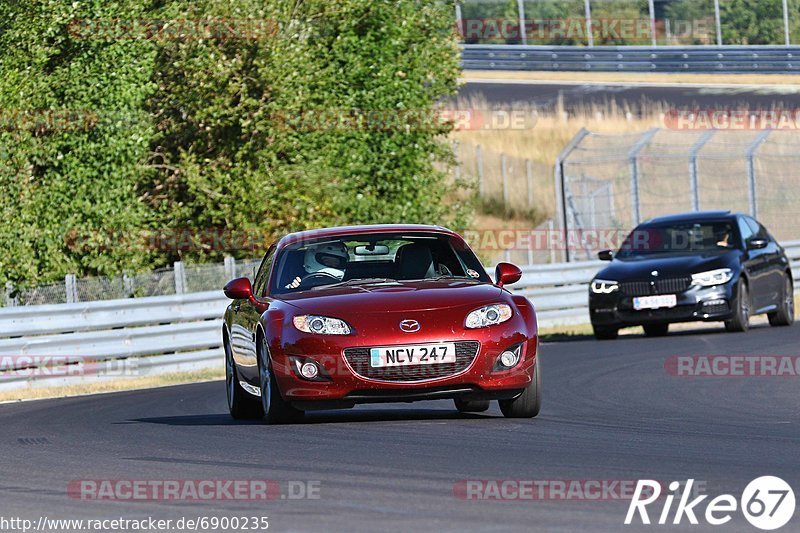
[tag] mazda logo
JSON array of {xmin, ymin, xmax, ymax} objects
[{"xmin": 399, "ymin": 319, "xmax": 420, "ymax": 333}]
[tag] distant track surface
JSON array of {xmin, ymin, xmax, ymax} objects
[
  {"xmin": 459, "ymin": 80, "xmax": 800, "ymax": 115},
  {"xmin": 2, "ymin": 323, "xmax": 800, "ymax": 532}
]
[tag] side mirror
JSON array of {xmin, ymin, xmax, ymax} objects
[
  {"xmin": 598, "ymin": 250, "xmax": 614, "ymax": 261},
  {"xmin": 224, "ymin": 277, "xmax": 254, "ymax": 302},
  {"xmin": 495, "ymin": 262, "xmax": 522, "ymax": 288},
  {"xmin": 749, "ymin": 239, "xmax": 768, "ymax": 250}
]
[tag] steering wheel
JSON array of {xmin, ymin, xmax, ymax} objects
[{"xmin": 299, "ymin": 271, "xmax": 340, "ymax": 289}]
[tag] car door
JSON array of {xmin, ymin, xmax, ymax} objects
[
  {"xmin": 738, "ymin": 217, "xmax": 770, "ymax": 311},
  {"xmin": 229, "ymin": 245, "xmax": 276, "ymax": 382},
  {"xmin": 756, "ymin": 222, "xmax": 787, "ymax": 309}
]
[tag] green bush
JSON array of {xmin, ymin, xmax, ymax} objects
[{"xmin": 0, "ymin": 0, "xmax": 468, "ymax": 286}]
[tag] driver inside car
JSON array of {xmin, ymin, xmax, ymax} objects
[{"xmin": 285, "ymin": 242, "xmax": 348, "ymax": 289}]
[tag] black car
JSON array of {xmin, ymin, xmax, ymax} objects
[{"xmin": 589, "ymin": 211, "xmax": 794, "ymax": 340}]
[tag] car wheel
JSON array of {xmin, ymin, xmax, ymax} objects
[
  {"xmin": 258, "ymin": 334, "xmax": 304, "ymax": 424},
  {"xmin": 225, "ymin": 333, "xmax": 262, "ymax": 419},
  {"xmin": 643, "ymin": 323, "xmax": 669, "ymax": 337},
  {"xmin": 454, "ymin": 399, "xmax": 490, "ymax": 413},
  {"xmin": 593, "ymin": 325, "xmax": 619, "ymax": 340},
  {"xmin": 725, "ymin": 279, "xmax": 750, "ymax": 333},
  {"xmin": 768, "ymin": 275, "xmax": 795, "ymax": 327},
  {"xmin": 499, "ymin": 359, "xmax": 541, "ymax": 419}
]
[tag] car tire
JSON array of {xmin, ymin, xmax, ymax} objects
[
  {"xmin": 454, "ymin": 399, "xmax": 490, "ymax": 413},
  {"xmin": 768, "ymin": 275, "xmax": 795, "ymax": 327},
  {"xmin": 225, "ymin": 333, "xmax": 263, "ymax": 420},
  {"xmin": 643, "ymin": 323, "xmax": 669, "ymax": 337},
  {"xmin": 258, "ymin": 334, "xmax": 304, "ymax": 425},
  {"xmin": 725, "ymin": 279, "xmax": 750, "ymax": 333},
  {"xmin": 593, "ymin": 325, "xmax": 619, "ymax": 340},
  {"xmin": 499, "ymin": 359, "xmax": 541, "ymax": 419}
]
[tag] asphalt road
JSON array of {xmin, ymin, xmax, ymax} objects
[
  {"xmin": 2, "ymin": 322, "xmax": 800, "ymax": 532},
  {"xmin": 459, "ymin": 80, "xmax": 800, "ymax": 115}
]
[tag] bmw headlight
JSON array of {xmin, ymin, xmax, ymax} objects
[
  {"xmin": 591, "ymin": 279, "xmax": 619, "ymax": 294},
  {"xmin": 465, "ymin": 304, "xmax": 512, "ymax": 329},
  {"xmin": 691, "ymin": 268, "xmax": 733, "ymax": 287},
  {"xmin": 292, "ymin": 315, "xmax": 351, "ymax": 335}
]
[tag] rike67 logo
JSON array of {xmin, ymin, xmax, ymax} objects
[{"xmin": 625, "ymin": 477, "xmax": 795, "ymax": 530}]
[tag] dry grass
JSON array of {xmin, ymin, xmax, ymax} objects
[
  {"xmin": 0, "ymin": 367, "xmax": 224, "ymax": 403},
  {"xmin": 463, "ymin": 70, "xmax": 800, "ymax": 86}
]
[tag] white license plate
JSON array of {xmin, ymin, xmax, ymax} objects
[
  {"xmin": 370, "ymin": 343, "xmax": 456, "ymax": 368},
  {"xmin": 633, "ymin": 294, "xmax": 677, "ymax": 310}
]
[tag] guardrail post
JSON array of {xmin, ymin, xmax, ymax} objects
[
  {"xmin": 688, "ymin": 130, "xmax": 715, "ymax": 212},
  {"xmin": 224, "ymin": 256, "xmax": 236, "ymax": 280},
  {"xmin": 526, "ymin": 159, "xmax": 533, "ymax": 208},
  {"xmin": 784, "ymin": 0, "xmax": 791, "ymax": 45},
  {"xmin": 648, "ymin": 0, "xmax": 657, "ymax": 46},
  {"xmin": 65, "ymin": 274, "xmax": 78, "ymax": 304},
  {"xmin": 501, "ymin": 153, "xmax": 509, "ymax": 206},
  {"xmin": 746, "ymin": 130, "xmax": 771, "ymax": 219},
  {"xmin": 476, "ymin": 144, "xmax": 484, "ymax": 196},
  {"xmin": 4, "ymin": 282, "xmax": 17, "ymax": 307},
  {"xmin": 174, "ymin": 261, "xmax": 186, "ymax": 295},
  {"xmin": 123, "ymin": 274, "xmax": 133, "ymax": 297},
  {"xmin": 452, "ymin": 140, "xmax": 461, "ymax": 181},
  {"xmin": 455, "ymin": 2, "xmax": 463, "ymax": 42},
  {"xmin": 584, "ymin": 0, "xmax": 594, "ymax": 47}
]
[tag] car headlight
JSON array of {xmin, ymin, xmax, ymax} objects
[
  {"xmin": 465, "ymin": 304, "xmax": 512, "ymax": 329},
  {"xmin": 691, "ymin": 268, "xmax": 733, "ymax": 287},
  {"xmin": 591, "ymin": 279, "xmax": 619, "ymax": 294},
  {"xmin": 292, "ymin": 315, "xmax": 351, "ymax": 335}
]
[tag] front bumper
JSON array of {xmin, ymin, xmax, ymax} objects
[
  {"xmin": 265, "ymin": 316, "xmax": 537, "ymax": 406},
  {"xmin": 590, "ymin": 280, "xmax": 736, "ymax": 327}
]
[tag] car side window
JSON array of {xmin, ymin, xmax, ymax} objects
[
  {"xmin": 253, "ymin": 245, "xmax": 276, "ymax": 297},
  {"xmin": 738, "ymin": 217, "xmax": 755, "ymax": 247},
  {"xmin": 745, "ymin": 217, "xmax": 768, "ymax": 241}
]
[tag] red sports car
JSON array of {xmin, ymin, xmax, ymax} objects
[{"xmin": 222, "ymin": 224, "xmax": 540, "ymax": 423}]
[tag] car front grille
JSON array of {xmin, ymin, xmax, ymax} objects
[
  {"xmin": 620, "ymin": 277, "xmax": 691, "ymax": 296},
  {"xmin": 343, "ymin": 341, "xmax": 480, "ymax": 382}
]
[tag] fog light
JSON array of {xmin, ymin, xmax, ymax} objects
[
  {"xmin": 300, "ymin": 362, "xmax": 319, "ymax": 379},
  {"xmin": 499, "ymin": 350, "xmax": 520, "ymax": 368}
]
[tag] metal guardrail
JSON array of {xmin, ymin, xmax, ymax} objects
[
  {"xmin": 2, "ymin": 241, "xmax": 799, "ymax": 391},
  {"xmin": 461, "ymin": 45, "xmax": 800, "ymax": 73}
]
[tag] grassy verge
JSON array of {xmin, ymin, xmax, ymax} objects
[
  {"xmin": 0, "ymin": 367, "xmax": 224, "ymax": 403},
  {"xmin": 463, "ymin": 70, "xmax": 800, "ymax": 86}
]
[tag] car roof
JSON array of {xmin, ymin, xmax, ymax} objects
[
  {"xmin": 277, "ymin": 224, "xmax": 459, "ymax": 248},
  {"xmin": 643, "ymin": 211, "xmax": 737, "ymax": 225}
]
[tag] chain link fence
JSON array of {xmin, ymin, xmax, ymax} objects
[
  {"xmin": 3, "ymin": 257, "xmax": 262, "ymax": 308},
  {"xmin": 557, "ymin": 128, "xmax": 800, "ymax": 261}
]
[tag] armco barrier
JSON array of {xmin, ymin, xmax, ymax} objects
[
  {"xmin": 461, "ymin": 45, "xmax": 800, "ymax": 73},
  {"xmin": 2, "ymin": 240, "xmax": 799, "ymax": 390}
]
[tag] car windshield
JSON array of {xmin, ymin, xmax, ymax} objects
[
  {"xmin": 270, "ymin": 233, "xmax": 490, "ymax": 295},
  {"xmin": 616, "ymin": 221, "xmax": 737, "ymax": 258}
]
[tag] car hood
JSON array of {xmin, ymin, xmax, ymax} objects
[
  {"xmin": 277, "ymin": 280, "xmax": 504, "ymax": 315},
  {"xmin": 596, "ymin": 251, "xmax": 738, "ymax": 281}
]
